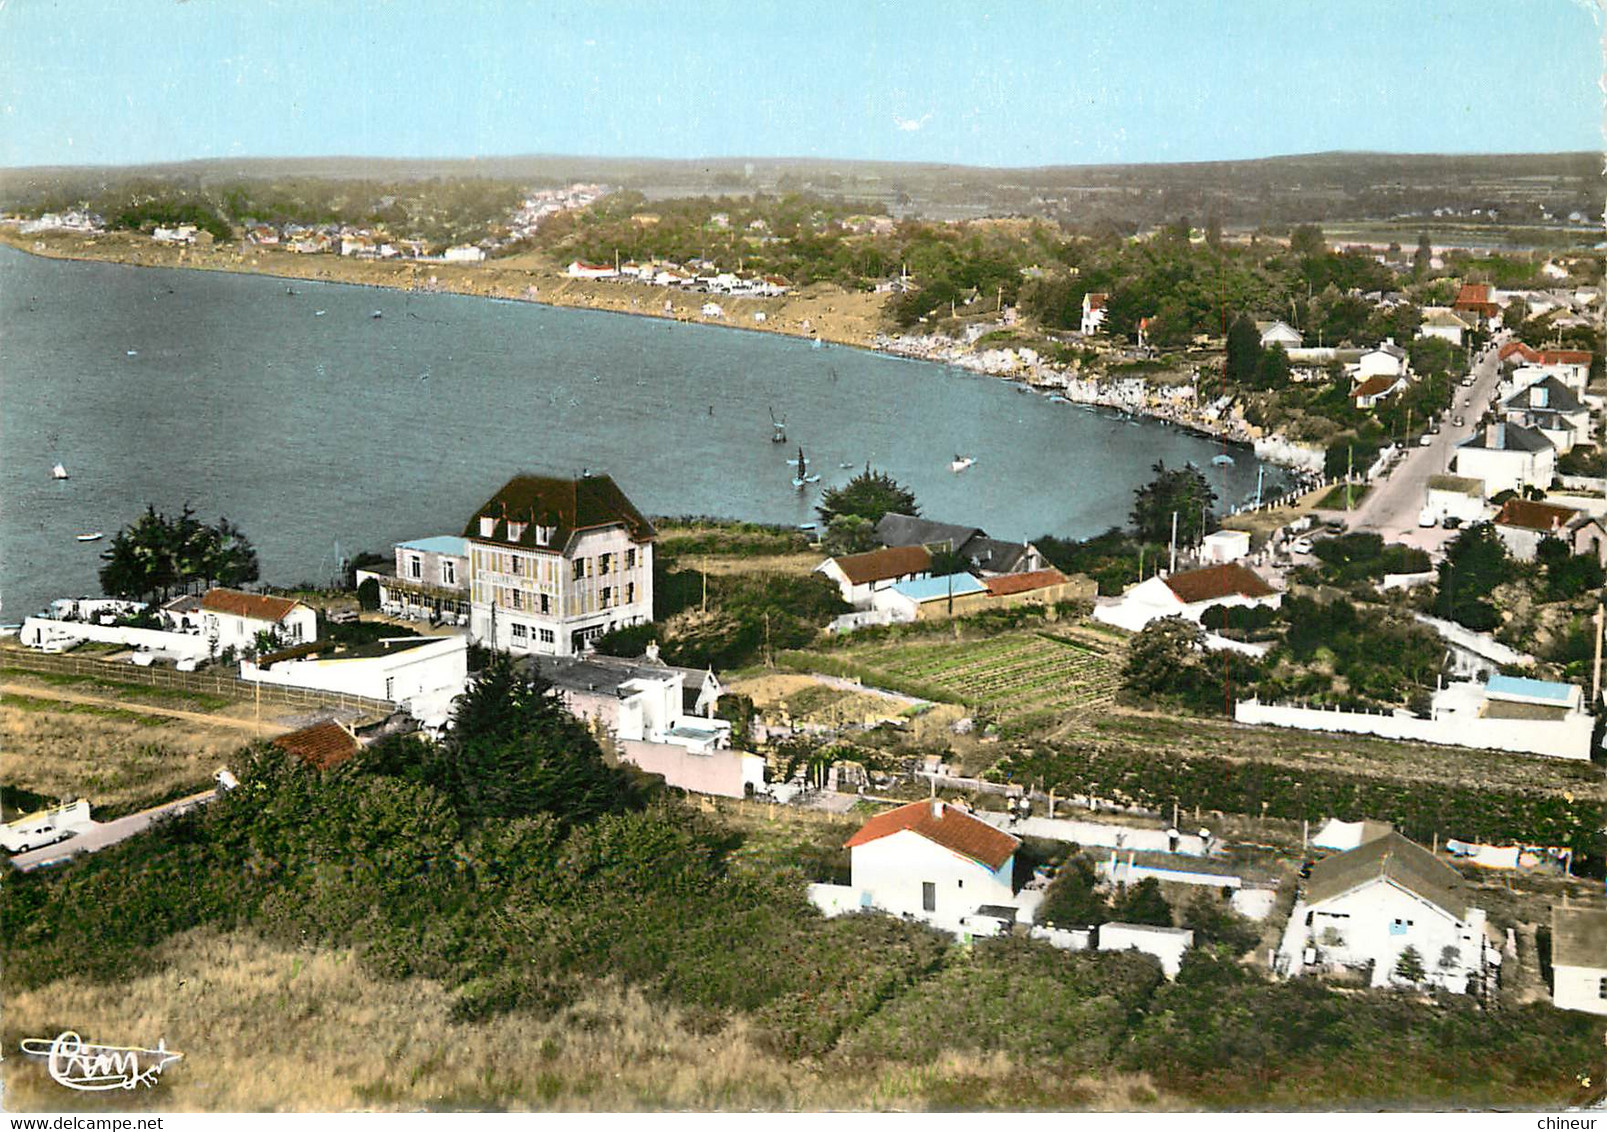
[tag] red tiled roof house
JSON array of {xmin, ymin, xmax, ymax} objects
[
  {"xmin": 200, "ymin": 588, "xmax": 317, "ymax": 654},
  {"xmin": 843, "ymin": 799, "xmax": 1021, "ymax": 924},
  {"xmin": 814, "ymin": 545, "xmax": 932, "ymax": 608}
]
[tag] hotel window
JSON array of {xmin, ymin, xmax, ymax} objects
[
  {"xmin": 601, "ymin": 586, "xmax": 612, "ymax": 607},
  {"xmin": 539, "ymin": 628, "xmax": 555, "ymax": 645},
  {"xmin": 511, "ymin": 556, "xmax": 523, "ymax": 576},
  {"xmin": 409, "ymin": 555, "xmax": 422, "ymax": 580},
  {"xmin": 441, "ymin": 560, "xmax": 456, "ymax": 586},
  {"xmin": 539, "ymin": 593, "xmax": 551, "ymax": 615},
  {"xmin": 511, "ymin": 623, "xmax": 528, "ymax": 640},
  {"xmin": 573, "ymin": 558, "xmax": 586, "ymax": 581},
  {"xmin": 626, "ymin": 548, "xmax": 637, "ymax": 569},
  {"xmin": 599, "ymin": 552, "xmax": 612, "ymax": 574},
  {"xmin": 511, "ymin": 590, "xmax": 523, "ymax": 610},
  {"xmin": 626, "ymin": 583, "xmax": 635, "ymax": 605}
]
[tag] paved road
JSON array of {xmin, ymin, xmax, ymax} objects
[
  {"xmin": 2, "ymin": 682, "xmax": 289, "ymax": 735},
  {"xmin": 1347, "ymin": 335, "xmax": 1505, "ymax": 542},
  {"xmin": 9, "ymin": 786, "xmax": 222, "ymax": 872}
]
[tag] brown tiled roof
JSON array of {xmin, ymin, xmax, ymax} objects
[
  {"xmin": 1164, "ymin": 563, "xmax": 1276, "ymax": 604},
  {"xmin": 1353, "ymin": 375, "xmax": 1400, "ymax": 400},
  {"xmin": 844, "ymin": 800, "xmax": 1020, "ymax": 870},
  {"xmin": 1551, "ymin": 905, "xmax": 1607, "ymax": 970},
  {"xmin": 1305, "ymin": 831, "xmax": 1470, "ymax": 920},
  {"xmin": 983, "ymin": 568, "xmax": 1069, "ymax": 597},
  {"xmin": 830, "ymin": 545, "xmax": 932, "ymax": 585},
  {"xmin": 272, "ymin": 719, "xmax": 359, "ymax": 771},
  {"xmin": 1500, "ymin": 341, "xmax": 1542, "ymax": 363},
  {"xmin": 1539, "ymin": 349, "xmax": 1592, "ymax": 366},
  {"xmin": 201, "ymin": 588, "xmax": 302, "ymax": 623},
  {"xmin": 1086, "ymin": 292, "xmax": 1108, "ymax": 310},
  {"xmin": 1494, "ymin": 498, "xmax": 1579, "ymax": 533},
  {"xmin": 1454, "ymin": 283, "xmax": 1495, "ymax": 311},
  {"xmin": 464, "ymin": 474, "xmax": 655, "ymax": 551}
]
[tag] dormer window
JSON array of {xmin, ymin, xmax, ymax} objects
[
  {"xmin": 478, "ymin": 515, "xmax": 496, "ymax": 538},
  {"xmin": 535, "ymin": 524, "xmax": 554, "ymax": 547},
  {"xmin": 507, "ymin": 520, "xmax": 527, "ymax": 542}
]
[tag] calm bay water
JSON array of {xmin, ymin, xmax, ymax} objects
[{"xmin": 0, "ymin": 245, "xmax": 1281, "ymax": 618}]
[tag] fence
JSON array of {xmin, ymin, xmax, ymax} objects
[
  {"xmin": 1234, "ymin": 697, "xmax": 1593, "ymax": 761},
  {"xmin": 1, "ymin": 647, "xmax": 395, "ymax": 716}
]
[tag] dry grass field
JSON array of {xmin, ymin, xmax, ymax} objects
[
  {"xmin": 0, "ymin": 929, "xmax": 1176, "ymax": 1112},
  {"xmin": 1, "ymin": 694, "xmax": 255, "ymax": 814}
]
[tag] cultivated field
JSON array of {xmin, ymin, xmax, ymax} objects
[{"xmin": 831, "ymin": 627, "xmax": 1124, "ymax": 725}]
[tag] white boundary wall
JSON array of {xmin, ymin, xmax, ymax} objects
[{"xmin": 1235, "ymin": 698, "xmax": 1592, "ymax": 760}]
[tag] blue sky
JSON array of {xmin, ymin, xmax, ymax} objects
[{"xmin": 1, "ymin": 0, "xmax": 1600, "ymax": 168}]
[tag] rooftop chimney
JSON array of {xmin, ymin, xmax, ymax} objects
[
  {"xmin": 930, "ymin": 798, "xmax": 943, "ymax": 820},
  {"xmin": 1486, "ymin": 422, "xmax": 1504, "ymax": 448},
  {"xmin": 1530, "ymin": 385, "xmax": 1548, "ymax": 408}
]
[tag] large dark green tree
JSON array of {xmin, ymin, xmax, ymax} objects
[
  {"xmin": 1435, "ymin": 523, "xmax": 1513, "ymax": 631},
  {"xmin": 424, "ymin": 654, "xmax": 645, "ymax": 828},
  {"xmin": 817, "ymin": 467, "xmax": 919, "ymax": 526},
  {"xmin": 1225, "ymin": 314, "xmax": 1263, "ymax": 385},
  {"xmin": 1130, "ymin": 461, "xmax": 1218, "ymax": 546},
  {"xmin": 98, "ymin": 505, "xmax": 260, "ymax": 601}
]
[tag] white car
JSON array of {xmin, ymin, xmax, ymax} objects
[
  {"xmin": 1289, "ymin": 537, "xmax": 1314, "ymax": 555},
  {"xmin": 1418, "ymin": 507, "xmax": 1438, "ymax": 528}
]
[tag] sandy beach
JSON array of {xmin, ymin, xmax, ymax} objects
[{"xmin": 0, "ymin": 228, "xmax": 890, "ymax": 349}]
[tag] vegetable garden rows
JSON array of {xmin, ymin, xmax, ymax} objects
[{"xmin": 840, "ymin": 631, "xmax": 1123, "ymax": 722}]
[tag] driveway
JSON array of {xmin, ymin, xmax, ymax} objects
[
  {"xmin": 9, "ymin": 786, "xmax": 223, "ymax": 872},
  {"xmin": 1346, "ymin": 337, "xmax": 1504, "ymax": 539}
]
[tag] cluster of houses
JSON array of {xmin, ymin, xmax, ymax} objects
[
  {"xmin": 564, "ymin": 256, "xmax": 792, "ymax": 299},
  {"xmin": 813, "ymin": 513, "xmax": 1092, "ymax": 629}
]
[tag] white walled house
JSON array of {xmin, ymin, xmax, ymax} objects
[
  {"xmin": 1093, "ymin": 563, "xmax": 1281, "ymax": 634},
  {"xmin": 1356, "ymin": 340, "xmax": 1408, "ymax": 379},
  {"xmin": 1454, "ymin": 423, "xmax": 1557, "ymax": 498},
  {"xmin": 1199, "ymin": 530, "xmax": 1251, "ymax": 565},
  {"xmin": 815, "ymin": 545, "xmax": 932, "ymax": 608},
  {"xmin": 1500, "ymin": 377, "xmax": 1590, "ymax": 455},
  {"xmin": 1277, "ymin": 832, "xmax": 1492, "ymax": 994},
  {"xmin": 1257, "ymin": 320, "xmax": 1303, "ymax": 349},
  {"xmin": 835, "ymin": 800, "xmax": 1021, "ymax": 930},
  {"xmin": 1425, "ymin": 475, "xmax": 1488, "ymax": 522},
  {"xmin": 242, "ymin": 634, "xmax": 468, "ymax": 724},
  {"xmin": 200, "ymin": 589, "xmax": 317, "ymax": 654},
  {"xmin": 1492, "ymin": 499, "xmax": 1607, "ymax": 565},
  {"xmin": 1550, "ymin": 906, "xmax": 1607, "ymax": 1016},
  {"xmin": 541, "ymin": 653, "xmax": 729, "ymax": 754},
  {"xmin": 466, "ymin": 474, "xmax": 655, "ymax": 657},
  {"xmin": 443, "ymin": 244, "xmax": 486, "ymax": 263},
  {"xmin": 1417, "ymin": 309, "xmax": 1469, "ymax": 347},
  {"xmin": 1080, "ymin": 291, "xmax": 1108, "ymax": 336}
]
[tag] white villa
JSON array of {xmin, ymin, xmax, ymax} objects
[
  {"xmin": 242, "ymin": 634, "xmax": 468, "ymax": 726},
  {"xmin": 1454, "ymin": 423, "xmax": 1557, "ymax": 498},
  {"xmin": 465, "ymin": 473, "xmax": 655, "ymax": 657},
  {"xmin": 1093, "ymin": 563, "xmax": 1281, "ymax": 634},
  {"xmin": 815, "ymin": 545, "xmax": 932, "ymax": 608}
]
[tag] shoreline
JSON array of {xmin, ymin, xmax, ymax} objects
[{"xmin": 1, "ymin": 230, "xmax": 1323, "ymax": 482}]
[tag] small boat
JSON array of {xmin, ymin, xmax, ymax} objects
[
  {"xmin": 769, "ymin": 407, "xmax": 787, "ymax": 443},
  {"xmin": 810, "ymin": 337, "xmax": 823, "ymax": 349},
  {"xmin": 1211, "ymin": 454, "xmax": 1236, "ymax": 467},
  {"xmin": 285, "ymin": 286, "xmax": 299, "ymax": 296},
  {"xmin": 76, "ymin": 532, "xmax": 103, "ymax": 542},
  {"xmin": 51, "ymin": 464, "xmax": 68, "ymax": 480},
  {"xmin": 125, "ymin": 350, "xmax": 138, "ymax": 357},
  {"xmin": 839, "ymin": 462, "xmax": 855, "ymax": 469},
  {"xmin": 950, "ymin": 455, "xmax": 976, "ymax": 473},
  {"xmin": 314, "ymin": 310, "xmax": 326, "ymax": 317},
  {"xmin": 371, "ymin": 310, "xmax": 383, "ymax": 319},
  {"xmin": 1048, "ymin": 395, "xmax": 1069, "ymax": 404}
]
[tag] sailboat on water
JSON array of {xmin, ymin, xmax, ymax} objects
[
  {"xmin": 51, "ymin": 463, "xmax": 69, "ymax": 480},
  {"xmin": 788, "ymin": 446, "xmax": 820, "ymax": 487},
  {"xmin": 769, "ymin": 406, "xmax": 787, "ymax": 443}
]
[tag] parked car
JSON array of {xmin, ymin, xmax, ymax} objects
[
  {"xmin": 1452, "ymin": 415, "xmax": 1465, "ymax": 427},
  {"xmin": 1, "ymin": 799, "xmax": 91, "ymax": 854},
  {"xmin": 1418, "ymin": 507, "xmax": 1438, "ymax": 528},
  {"xmin": 1442, "ymin": 516, "xmax": 1463, "ymax": 529},
  {"xmin": 1419, "ymin": 433, "xmax": 1435, "ymax": 447}
]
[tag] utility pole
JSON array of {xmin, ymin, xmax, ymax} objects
[
  {"xmin": 1593, "ymin": 603, "xmax": 1603, "ymax": 706},
  {"xmin": 1169, "ymin": 511, "xmax": 1178, "ymax": 574},
  {"xmin": 1346, "ymin": 442, "xmax": 1354, "ymax": 511}
]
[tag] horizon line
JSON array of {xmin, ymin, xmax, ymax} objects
[{"xmin": 2, "ymin": 147, "xmax": 1601, "ymax": 177}]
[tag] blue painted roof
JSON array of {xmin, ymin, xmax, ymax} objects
[
  {"xmin": 398, "ymin": 535, "xmax": 468, "ymax": 557},
  {"xmin": 1486, "ymin": 674, "xmax": 1574, "ymax": 702},
  {"xmin": 889, "ymin": 573, "xmax": 987, "ymax": 602}
]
